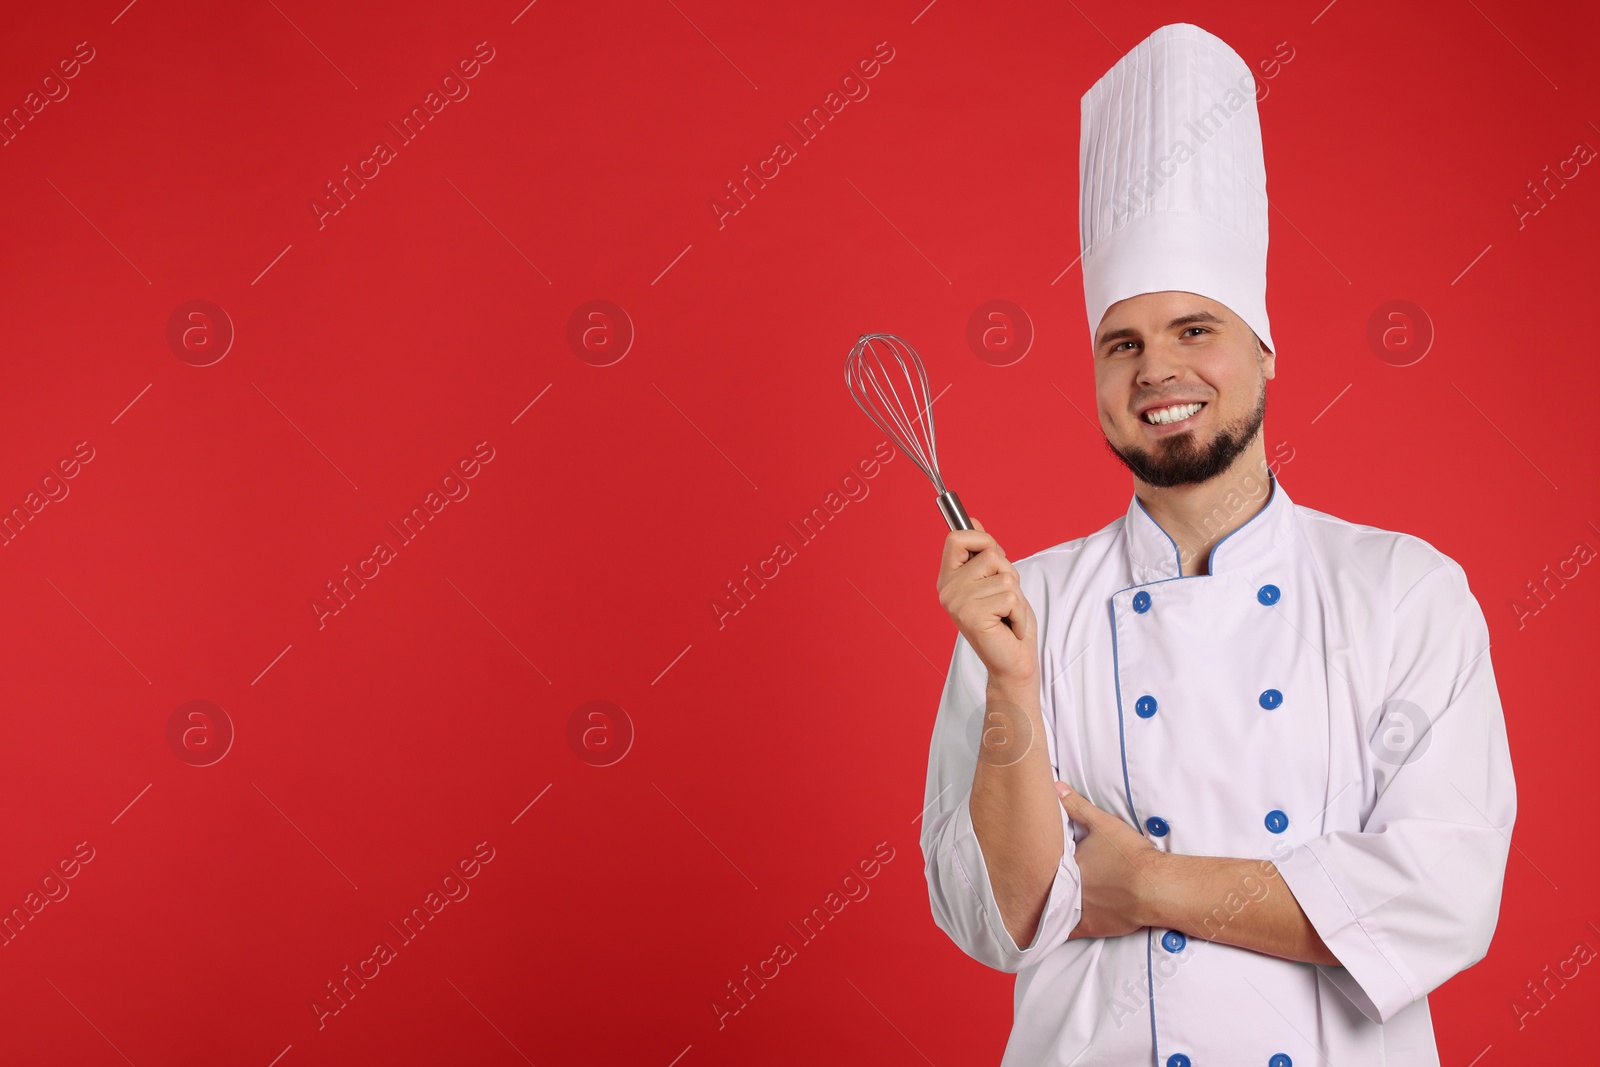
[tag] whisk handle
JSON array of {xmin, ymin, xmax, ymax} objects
[
  {"xmin": 940, "ymin": 489, "xmax": 1017, "ymax": 630},
  {"xmin": 937, "ymin": 490, "xmax": 973, "ymax": 532}
]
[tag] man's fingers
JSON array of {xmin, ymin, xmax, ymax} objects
[
  {"xmin": 1055, "ymin": 781, "xmax": 1098, "ymax": 825},
  {"xmin": 940, "ymin": 530, "xmax": 1000, "ymax": 574}
]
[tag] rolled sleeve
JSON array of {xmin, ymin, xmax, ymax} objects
[
  {"xmin": 929, "ymin": 784, "xmax": 1082, "ymax": 971},
  {"xmin": 919, "ymin": 631, "xmax": 1082, "ymax": 973},
  {"xmin": 1276, "ymin": 559, "xmax": 1517, "ymax": 1024}
]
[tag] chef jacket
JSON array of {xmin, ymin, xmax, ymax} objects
[{"xmin": 920, "ymin": 473, "xmax": 1516, "ymax": 1066}]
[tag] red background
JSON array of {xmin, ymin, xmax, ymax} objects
[{"xmin": 0, "ymin": 0, "xmax": 1594, "ymax": 1063}]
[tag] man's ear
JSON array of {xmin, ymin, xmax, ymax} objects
[{"xmin": 1260, "ymin": 342, "xmax": 1276, "ymax": 381}]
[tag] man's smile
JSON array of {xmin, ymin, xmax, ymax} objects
[{"xmin": 1138, "ymin": 401, "xmax": 1207, "ymax": 434}]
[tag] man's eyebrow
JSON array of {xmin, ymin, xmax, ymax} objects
[{"xmin": 1097, "ymin": 311, "xmax": 1228, "ymax": 350}]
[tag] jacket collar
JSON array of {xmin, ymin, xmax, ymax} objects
[{"xmin": 1123, "ymin": 470, "xmax": 1293, "ymax": 581}]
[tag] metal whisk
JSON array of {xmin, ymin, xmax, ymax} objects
[{"xmin": 844, "ymin": 333, "xmax": 974, "ymax": 532}]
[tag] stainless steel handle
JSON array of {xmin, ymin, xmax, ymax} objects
[{"xmin": 937, "ymin": 489, "xmax": 972, "ymax": 532}]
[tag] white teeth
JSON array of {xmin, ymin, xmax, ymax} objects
[{"xmin": 1142, "ymin": 402, "xmax": 1203, "ymax": 425}]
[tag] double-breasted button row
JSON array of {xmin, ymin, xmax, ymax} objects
[
  {"xmin": 1127, "ymin": 583, "xmax": 1282, "ymax": 615},
  {"xmin": 1132, "ymin": 583, "xmax": 1291, "ymax": 1067},
  {"xmin": 1128, "ymin": 583, "xmax": 1286, "ymax": 721},
  {"xmin": 1140, "ymin": 808, "xmax": 1290, "ymax": 840},
  {"xmin": 1134, "ymin": 687, "xmax": 1283, "ymax": 718}
]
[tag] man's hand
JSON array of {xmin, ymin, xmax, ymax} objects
[
  {"xmin": 936, "ymin": 517, "xmax": 1039, "ymax": 687},
  {"xmin": 1054, "ymin": 781, "xmax": 1341, "ymax": 965},
  {"xmin": 1055, "ymin": 781, "xmax": 1164, "ymax": 939}
]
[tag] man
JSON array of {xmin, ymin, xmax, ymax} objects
[{"xmin": 919, "ymin": 23, "xmax": 1515, "ymax": 1066}]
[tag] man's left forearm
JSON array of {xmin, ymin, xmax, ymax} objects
[{"xmin": 1141, "ymin": 852, "xmax": 1341, "ymax": 967}]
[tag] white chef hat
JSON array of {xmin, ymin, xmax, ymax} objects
[{"xmin": 1079, "ymin": 23, "xmax": 1274, "ymax": 354}]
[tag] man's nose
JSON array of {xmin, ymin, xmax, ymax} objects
[{"xmin": 1135, "ymin": 346, "xmax": 1183, "ymax": 386}]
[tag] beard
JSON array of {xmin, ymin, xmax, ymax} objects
[{"xmin": 1104, "ymin": 380, "xmax": 1267, "ymax": 489}]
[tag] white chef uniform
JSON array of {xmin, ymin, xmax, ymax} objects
[
  {"xmin": 919, "ymin": 23, "xmax": 1515, "ymax": 1064},
  {"xmin": 919, "ymin": 474, "xmax": 1517, "ymax": 1065}
]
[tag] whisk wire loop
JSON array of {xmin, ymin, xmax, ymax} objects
[{"xmin": 844, "ymin": 333, "xmax": 948, "ymax": 493}]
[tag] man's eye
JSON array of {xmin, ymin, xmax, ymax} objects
[{"xmin": 1183, "ymin": 327, "xmax": 1210, "ymax": 337}]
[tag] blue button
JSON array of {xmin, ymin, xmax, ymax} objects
[
  {"xmin": 1167, "ymin": 1056, "xmax": 1191, "ymax": 1067},
  {"xmin": 1161, "ymin": 930, "xmax": 1186, "ymax": 953},
  {"xmin": 1133, "ymin": 590, "xmax": 1151, "ymax": 613},
  {"xmin": 1259, "ymin": 688, "xmax": 1283, "ymax": 710},
  {"xmin": 1136, "ymin": 695, "xmax": 1159, "ymax": 718},
  {"xmin": 1257, "ymin": 584, "xmax": 1281, "ymax": 605},
  {"xmin": 1269, "ymin": 1056, "xmax": 1292, "ymax": 1067},
  {"xmin": 1265, "ymin": 809, "xmax": 1289, "ymax": 834},
  {"xmin": 1146, "ymin": 816, "xmax": 1169, "ymax": 837}
]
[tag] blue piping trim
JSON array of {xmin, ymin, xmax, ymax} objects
[
  {"xmin": 1107, "ymin": 595, "xmax": 1141, "ymax": 827},
  {"xmin": 1109, "ymin": 588, "xmax": 1161, "ymax": 1056},
  {"xmin": 1207, "ymin": 470, "xmax": 1278, "ymax": 572},
  {"xmin": 1114, "ymin": 471, "xmax": 1280, "ymax": 1064},
  {"xmin": 1146, "ymin": 928, "xmax": 1159, "ymax": 1064},
  {"xmin": 1131, "ymin": 469, "xmax": 1278, "ymax": 577},
  {"xmin": 1133, "ymin": 494, "xmax": 1183, "ymax": 575}
]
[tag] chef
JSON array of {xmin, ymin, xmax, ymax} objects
[{"xmin": 920, "ymin": 22, "xmax": 1516, "ymax": 1066}]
